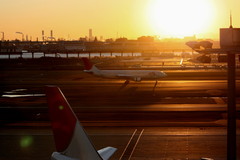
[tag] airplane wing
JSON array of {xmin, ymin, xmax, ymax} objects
[
  {"xmin": 116, "ymin": 74, "xmax": 141, "ymax": 81},
  {"xmin": 116, "ymin": 74, "xmax": 134, "ymax": 79},
  {"xmin": 97, "ymin": 147, "xmax": 117, "ymax": 160}
]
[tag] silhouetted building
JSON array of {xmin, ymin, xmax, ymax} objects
[
  {"xmin": 42, "ymin": 30, "xmax": 45, "ymax": 41},
  {"xmin": 220, "ymin": 28, "xmax": 240, "ymax": 49},
  {"xmin": 89, "ymin": 29, "xmax": 92, "ymax": 41}
]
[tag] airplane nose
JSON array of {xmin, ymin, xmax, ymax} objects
[{"xmin": 162, "ymin": 72, "xmax": 167, "ymax": 77}]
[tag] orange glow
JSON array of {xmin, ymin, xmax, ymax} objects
[
  {"xmin": 147, "ymin": 0, "xmax": 215, "ymax": 38},
  {"xmin": 0, "ymin": 0, "xmax": 240, "ymax": 40}
]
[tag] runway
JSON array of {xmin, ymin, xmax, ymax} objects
[
  {"xmin": 0, "ymin": 126, "xmax": 239, "ymax": 160},
  {"xmin": 1, "ymin": 68, "xmax": 240, "ymax": 159},
  {"xmin": 1, "ymin": 79, "xmax": 239, "ymax": 124}
]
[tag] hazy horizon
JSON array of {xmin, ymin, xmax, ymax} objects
[{"xmin": 0, "ymin": 0, "xmax": 240, "ymax": 41}]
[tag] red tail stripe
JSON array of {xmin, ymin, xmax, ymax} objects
[
  {"xmin": 82, "ymin": 57, "xmax": 93, "ymax": 70},
  {"xmin": 46, "ymin": 86, "xmax": 77, "ymax": 152}
]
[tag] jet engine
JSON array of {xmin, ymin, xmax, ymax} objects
[{"xmin": 133, "ymin": 77, "xmax": 141, "ymax": 82}]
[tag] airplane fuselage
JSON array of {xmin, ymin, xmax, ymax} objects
[{"xmin": 85, "ymin": 69, "xmax": 167, "ymax": 81}]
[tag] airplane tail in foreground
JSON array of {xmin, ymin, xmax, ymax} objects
[{"xmin": 45, "ymin": 86, "xmax": 116, "ymax": 160}]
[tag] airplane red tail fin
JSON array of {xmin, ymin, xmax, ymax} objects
[
  {"xmin": 82, "ymin": 57, "xmax": 93, "ymax": 70},
  {"xmin": 45, "ymin": 86, "xmax": 77, "ymax": 152},
  {"xmin": 46, "ymin": 86, "xmax": 116, "ymax": 160}
]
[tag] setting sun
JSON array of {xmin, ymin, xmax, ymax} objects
[
  {"xmin": 147, "ymin": 0, "xmax": 215, "ymax": 38},
  {"xmin": 0, "ymin": 0, "xmax": 239, "ymax": 40}
]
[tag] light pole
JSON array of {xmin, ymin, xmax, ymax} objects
[
  {"xmin": 0, "ymin": 32, "xmax": 4, "ymax": 41},
  {"xmin": 16, "ymin": 32, "xmax": 24, "ymax": 41},
  {"xmin": 186, "ymin": 30, "xmax": 238, "ymax": 160}
]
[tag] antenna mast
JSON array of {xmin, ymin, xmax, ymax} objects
[{"xmin": 230, "ymin": 11, "xmax": 233, "ymax": 28}]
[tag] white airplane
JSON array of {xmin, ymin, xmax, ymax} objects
[
  {"xmin": 81, "ymin": 57, "xmax": 167, "ymax": 90},
  {"xmin": 45, "ymin": 86, "xmax": 117, "ymax": 160}
]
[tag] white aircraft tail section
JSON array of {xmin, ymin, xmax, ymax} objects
[
  {"xmin": 81, "ymin": 57, "xmax": 102, "ymax": 76},
  {"xmin": 97, "ymin": 147, "xmax": 118, "ymax": 160},
  {"xmin": 46, "ymin": 86, "xmax": 116, "ymax": 160}
]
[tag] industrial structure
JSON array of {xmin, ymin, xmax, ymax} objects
[{"xmin": 186, "ymin": 21, "xmax": 240, "ymax": 160}]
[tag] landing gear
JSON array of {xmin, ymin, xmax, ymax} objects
[
  {"xmin": 119, "ymin": 80, "xmax": 130, "ymax": 90},
  {"xmin": 152, "ymin": 80, "xmax": 158, "ymax": 96}
]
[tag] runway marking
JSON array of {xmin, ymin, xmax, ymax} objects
[
  {"xmin": 128, "ymin": 129, "xmax": 144, "ymax": 160},
  {"xmin": 119, "ymin": 129, "xmax": 144, "ymax": 160},
  {"xmin": 119, "ymin": 129, "xmax": 137, "ymax": 160},
  {"xmin": 212, "ymin": 97, "xmax": 225, "ymax": 104}
]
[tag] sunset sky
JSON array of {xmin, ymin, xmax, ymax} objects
[{"xmin": 0, "ymin": 0, "xmax": 240, "ymax": 40}]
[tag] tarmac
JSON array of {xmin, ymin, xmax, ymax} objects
[{"xmin": 1, "ymin": 59, "xmax": 240, "ymax": 159}]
